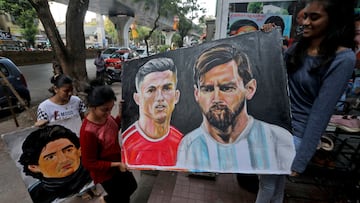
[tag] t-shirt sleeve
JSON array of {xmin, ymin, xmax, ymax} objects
[
  {"xmin": 37, "ymin": 105, "xmax": 49, "ymax": 121},
  {"xmin": 79, "ymin": 99, "xmax": 87, "ymax": 113}
]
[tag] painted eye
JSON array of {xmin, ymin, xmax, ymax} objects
[
  {"xmin": 220, "ymin": 85, "xmax": 236, "ymax": 92},
  {"xmin": 200, "ymin": 86, "xmax": 214, "ymax": 93},
  {"xmin": 44, "ymin": 154, "xmax": 55, "ymax": 161}
]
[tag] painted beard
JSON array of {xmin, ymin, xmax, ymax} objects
[{"xmin": 204, "ymin": 100, "xmax": 244, "ymax": 134}]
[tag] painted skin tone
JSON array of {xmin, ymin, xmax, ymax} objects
[
  {"xmin": 194, "ymin": 60, "xmax": 256, "ymax": 144},
  {"xmin": 230, "ymin": 25, "xmax": 258, "ymax": 36},
  {"xmin": 28, "ymin": 138, "xmax": 81, "ymax": 178},
  {"xmin": 134, "ymin": 70, "xmax": 180, "ymax": 139}
]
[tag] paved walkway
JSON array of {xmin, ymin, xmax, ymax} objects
[{"xmin": 147, "ymin": 172, "xmax": 256, "ymax": 203}]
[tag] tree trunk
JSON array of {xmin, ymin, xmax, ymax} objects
[
  {"xmin": 65, "ymin": 0, "xmax": 89, "ymax": 92},
  {"xmin": 28, "ymin": 0, "xmax": 89, "ymax": 93}
]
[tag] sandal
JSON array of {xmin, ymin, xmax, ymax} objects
[{"xmin": 316, "ymin": 134, "xmax": 334, "ymax": 151}]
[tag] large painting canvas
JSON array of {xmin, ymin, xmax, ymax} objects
[
  {"xmin": 121, "ymin": 30, "xmax": 295, "ymax": 174},
  {"xmin": 2, "ymin": 118, "xmax": 105, "ymax": 203}
]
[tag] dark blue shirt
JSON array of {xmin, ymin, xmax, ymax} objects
[{"xmin": 288, "ymin": 48, "xmax": 355, "ymax": 173}]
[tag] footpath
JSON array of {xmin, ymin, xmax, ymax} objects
[{"xmin": 0, "ymin": 107, "xmax": 36, "ymax": 202}]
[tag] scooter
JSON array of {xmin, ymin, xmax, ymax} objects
[{"xmin": 105, "ymin": 67, "xmax": 122, "ymax": 85}]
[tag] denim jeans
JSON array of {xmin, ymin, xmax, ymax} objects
[
  {"xmin": 256, "ymin": 175, "xmax": 286, "ymax": 203},
  {"xmin": 293, "ymin": 135, "xmax": 302, "ymax": 152},
  {"xmin": 255, "ymin": 136, "xmax": 301, "ymax": 202}
]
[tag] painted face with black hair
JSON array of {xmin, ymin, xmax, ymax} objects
[
  {"xmin": 134, "ymin": 70, "xmax": 180, "ymax": 124},
  {"xmin": 195, "ymin": 60, "xmax": 256, "ymax": 141},
  {"xmin": 28, "ymin": 138, "xmax": 81, "ymax": 178}
]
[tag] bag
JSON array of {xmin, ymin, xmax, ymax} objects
[{"xmin": 101, "ymin": 170, "xmax": 138, "ymax": 199}]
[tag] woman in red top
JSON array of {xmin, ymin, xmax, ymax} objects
[{"xmin": 80, "ymin": 80, "xmax": 137, "ymax": 203}]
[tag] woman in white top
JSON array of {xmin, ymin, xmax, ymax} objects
[{"xmin": 36, "ymin": 74, "xmax": 86, "ymax": 131}]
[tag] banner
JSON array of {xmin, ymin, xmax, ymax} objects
[{"xmin": 228, "ymin": 12, "xmax": 292, "ymax": 38}]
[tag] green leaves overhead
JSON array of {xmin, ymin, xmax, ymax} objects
[{"xmin": 0, "ymin": 0, "xmax": 38, "ymax": 46}]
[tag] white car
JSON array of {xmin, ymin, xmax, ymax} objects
[
  {"xmin": 136, "ymin": 48, "xmax": 151, "ymax": 58},
  {"xmin": 101, "ymin": 47, "xmax": 130, "ymax": 59}
]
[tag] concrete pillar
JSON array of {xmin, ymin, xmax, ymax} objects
[
  {"xmin": 161, "ymin": 30, "xmax": 175, "ymax": 46},
  {"xmin": 96, "ymin": 14, "xmax": 107, "ymax": 48},
  {"xmin": 109, "ymin": 16, "xmax": 134, "ymax": 47}
]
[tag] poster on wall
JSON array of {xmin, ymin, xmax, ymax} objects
[
  {"xmin": 228, "ymin": 12, "xmax": 292, "ymax": 38},
  {"xmin": 121, "ymin": 30, "xmax": 295, "ymax": 174},
  {"xmin": 2, "ymin": 118, "xmax": 105, "ymax": 203},
  {"xmin": 213, "ymin": 0, "xmax": 298, "ymax": 39}
]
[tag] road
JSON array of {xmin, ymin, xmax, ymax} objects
[
  {"xmin": 17, "ymin": 59, "xmax": 122, "ymax": 120},
  {"xmin": 19, "ymin": 59, "xmax": 97, "ymax": 106}
]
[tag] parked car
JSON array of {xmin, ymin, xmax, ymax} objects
[
  {"xmin": 136, "ymin": 48, "xmax": 149, "ymax": 58},
  {"xmin": 101, "ymin": 47, "xmax": 131, "ymax": 59},
  {"xmin": 0, "ymin": 57, "xmax": 31, "ymax": 115},
  {"xmin": 104, "ymin": 49, "xmax": 139, "ymax": 70}
]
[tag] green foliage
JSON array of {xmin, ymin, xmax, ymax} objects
[
  {"xmin": 158, "ymin": 44, "xmax": 170, "ymax": 53},
  {"xmin": 149, "ymin": 30, "xmax": 165, "ymax": 45},
  {"xmin": 132, "ymin": 0, "xmax": 203, "ymax": 49},
  {"xmin": 179, "ymin": 0, "xmax": 205, "ymax": 20},
  {"xmin": 134, "ymin": 0, "xmax": 180, "ymax": 18},
  {"xmin": 171, "ymin": 33, "xmax": 181, "ymax": 47},
  {"xmin": 133, "ymin": 26, "xmax": 151, "ymax": 44},
  {"xmin": 104, "ymin": 17, "xmax": 118, "ymax": 44},
  {"xmin": 177, "ymin": 14, "xmax": 192, "ymax": 47},
  {"xmin": 280, "ymin": 8, "xmax": 289, "ymax": 15},
  {"xmin": 21, "ymin": 23, "xmax": 37, "ymax": 45},
  {"xmin": 247, "ymin": 2, "xmax": 263, "ymax": 13},
  {"xmin": 0, "ymin": 0, "xmax": 38, "ymax": 46}
]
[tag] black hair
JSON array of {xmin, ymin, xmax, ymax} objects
[
  {"xmin": 229, "ymin": 19, "xmax": 259, "ymax": 36},
  {"xmin": 135, "ymin": 57, "xmax": 177, "ymax": 91},
  {"xmin": 85, "ymin": 79, "xmax": 116, "ymax": 107},
  {"xmin": 18, "ymin": 125, "xmax": 79, "ymax": 179},
  {"xmin": 264, "ymin": 16, "xmax": 285, "ymax": 35},
  {"xmin": 287, "ymin": 0, "xmax": 355, "ymax": 73},
  {"xmin": 194, "ymin": 44, "xmax": 253, "ymax": 87},
  {"xmin": 48, "ymin": 74, "xmax": 73, "ymax": 95},
  {"xmin": 355, "ymin": 13, "xmax": 360, "ymax": 22}
]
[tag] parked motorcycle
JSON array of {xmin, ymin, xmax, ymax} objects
[{"xmin": 105, "ymin": 68, "xmax": 122, "ymax": 85}]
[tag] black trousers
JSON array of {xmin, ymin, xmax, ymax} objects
[
  {"xmin": 96, "ymin": 70, "xmax": 105, "ymax": 83},
  {"xmin": 101, "ymin": 171, "xmax": 137, "ymax": 203}
]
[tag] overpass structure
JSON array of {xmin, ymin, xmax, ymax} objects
[{"xmin": 53, "ymin": 0, "xmax": 184, "ymax": 47}]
